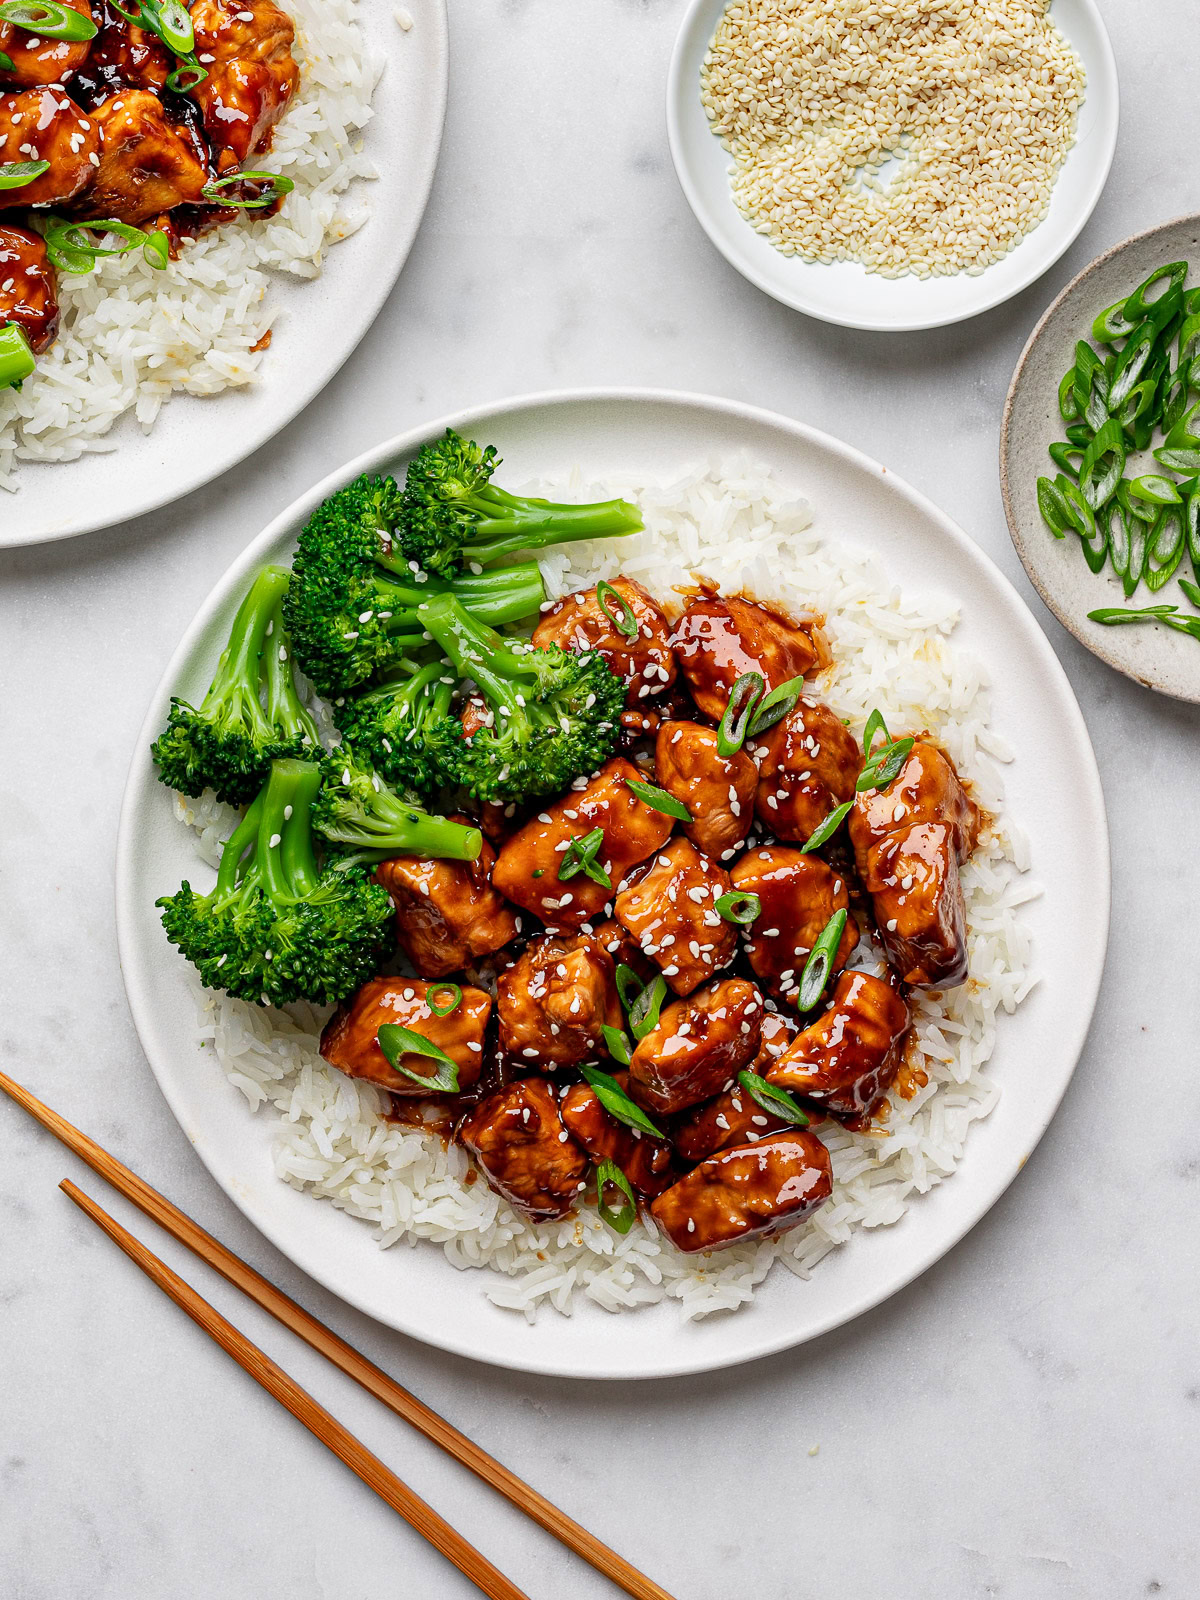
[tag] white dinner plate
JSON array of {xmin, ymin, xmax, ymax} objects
[
  {"xmin": 666, "ymin": 0, "xmax": 1119, "ymax": 332},
  {"xmin": 116, "ymin": 389, "xmax": 1109, "ymax": 1379},
  {"xmin": 0, "ymin": 0, "xmax": 447, "ymax": 548}
]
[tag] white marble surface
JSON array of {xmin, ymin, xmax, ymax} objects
[{"xmin": 2, "ymin": 1, "xmax": 1199, "ymax": 1595}]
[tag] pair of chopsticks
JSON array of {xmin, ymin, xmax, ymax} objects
[{"xmin": 0, "ymin": 1069, "xmax": 674, "ymax": 1600}]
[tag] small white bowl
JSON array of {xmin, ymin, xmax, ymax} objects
[{"xmin": 666, "ymin": 0, "xmax": 1119, "ymax": 333}]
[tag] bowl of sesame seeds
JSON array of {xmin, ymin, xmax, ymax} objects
[{"xmin": 667, "ymin": 0, "xmax": 1119, "ymax": 331}]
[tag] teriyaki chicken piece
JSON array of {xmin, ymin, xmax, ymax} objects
[
  {"xmin": 613, "ymin": 835, "xmax": 737, "ymax": 996},
  {"xmin": 497, "ymin": 932, "xmax": 623, "ymax": 1069},
  {"xmin": 628, "ymin": 977, "xmax": 763, "ymax": 1116},
  {"xmin": 651, "ymin": 1130, "xmax": 833, "ymax": 1252},
  {"xmin": 768, "ymin": 970, "xmax": 910, "ymax": 1120},
  {"xmin": 320, "ymin": 976, "xmax": 493, "ymax": 1095},
  {"xmin": 460, "ymin": 1079, "xmax": 589, "ymax": 1220},
  {"xmin": 374, "ymin": 825, "xmax": 518, "ymax": 979}
]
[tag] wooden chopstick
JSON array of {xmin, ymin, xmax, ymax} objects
[
  {"xmin": 60, "ymin": 1179, "xmax": 530, "ymax": 1600},
  {"xmin": 0, "ymin": 1070, "xmax": 675, "ymax": 1600}
]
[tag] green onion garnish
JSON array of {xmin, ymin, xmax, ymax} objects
[
  {"xmin": 615, "ymin": 963, "xmax": 644, "ymax": 1014},
  {"xmin": 1087, "ymin": 604, "xmax": 1200, "ymax": 642},
  {"xmin": 377, "ymin": 1023, "xmax": 460, "ymax": 1093},
  {"xmin": 595, "ymin": 1158, "xmax": 637, "ymax": 1234},
  {"xmin": 1179, "ymin": 577, "xmax": 1200, "ymax": 609},
  {"xmin": 595, "ymin": 580, "xmax": 638, "ymax": 643},
  {"xmin": 796, "ymin": 909, "xmax": 847, "ymax": 1012},
  {"xmin": 141, "ymin": 229, "xmax": 170, "ymax": 270},
  {"xmin": 0, "ymin": 51, "xmax": 13, "ymax": 70},
  {"xmin": 43, "ymin": 217, "xmax": 169, "ymax": 274},
  {"xmin": 862, "ymin": 707, "xmax": 889, "ymax": 756},
  {"xmin": 0, "ymin": 0, "xmax": 96, "ymax": 40},
  {"xmin": 714, "ymin": 890, "xmax": 759, "ymax": 926},
  {"xmin": 856, "ymin": 735, "xmax": 914, "ymax": 793},
  {"xmin": 628, "ymin": 974, "xmax": 667, "ymax": 1041},
  {"xmin": 558, "ymin": 826, "xmax": 611, "ymax": 888},
  {"xmin": 1129, "ymin": 473, "xmax": 1182, "ymax": 508},
  {"xmin": 111, "ymin": 0, "xmax": 206, "ymax": 84},
  {"xmin": 799, "ymin": 799, "xmax": 854, "ymax": 854},
  {"xmin": 746, "ymin": 674, "xmax": 806, "ymax": 737},
  {"xmin": 600, "ymin": 1025, "xmax": 633, "ymax": 1068},
  {"xmin": 736, "ymin": 1070, "xmax": 810, "ymax": 1128},
  {"xmin": 624, "ymin": 776, "xmax": 691, "ymax": 821},
  {"xmin": 427, "ymin": 982, "xmax": 462, "ymax": 1018},
  {"xmin": 580, "ymin": 1064, "xmax": 664, "ymax": 1138},
  {"xmin": 0, "ymin": 159, "xmax": 49, "ymax": 190},
  {"xmin": 716, "ymin": 671, "xmax": 763, "ymax": 758},
  {"xmin": 0, "ymin": 321, "xmax": 35, "ymax": 391},
  {"xmin": 201, "ymin": 170, "xmax": 295, "ymax": 210}
]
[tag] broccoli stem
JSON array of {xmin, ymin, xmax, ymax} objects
[
  {"xmin": 416, "ymin": 592, "xmax": 533, "ymax": 716},
  {"xmin": 204, "ymin": 565, "xmax": 290, "ymax": 721},
  {"xmin": 452, "ymin": 489, "xmax": 643, "ymax": 566},
  {"xmin": 215, "ymin": 794, "xmax": 264, "ymax": 898},
  {"xmin": 263, "ymin": 596, "xmax": 320, "ymax": 752},
  {"xmin": 326, "ymin": 769, "xmax": 482, "ymax": 860},
  {"xmin": 370, "ymin": 560, "xmax": 546, "ymax": 628},
  {"xmin": 258, "ymin": 760, "xmax": 323, "ymax": 903}
]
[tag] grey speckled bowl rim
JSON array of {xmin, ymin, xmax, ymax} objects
[{"xmin": 1000, "ymin": 212, "xmax": 1200, "ymax": 705}]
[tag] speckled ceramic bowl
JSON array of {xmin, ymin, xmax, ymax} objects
[{"xmin": 1001, "ymin": 214, "xmax": 1200, "ymax": 703}]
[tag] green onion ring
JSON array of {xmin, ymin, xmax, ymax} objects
[
  {"xmin": 1178, "ymin": 577, "xmax": 1200, "ymax": 608},
  {"xmin": 861, "ymin": 707, "xmax": 890, "ymax": 757},
  {"xmin": 43, "ymin": 216, "xmax": 168, "ymax": 274},
  {"xmin": 737, "ymin": 1070, "xmax": 810, "ymax": 1128},
  {"xmin": 1124, "ymin": 261, "xmax": 1188, "ymax": 322},
  {"xmin": 426, "ymin": 982, "xmax": 462, "ymax": 1018},
  {"xmin": 614, "ymin": 963, "xmax": 644, "ymax": 1014},
  {"xmin": 796, "ymin": 908, "xmax": 847, "ymax": 1013},
  {"xmin": 628, "ymin": 974, "xmax": 667, "ymax": 1041},
  {"xmin": 0, "ymin": 321, "xmax": 35, "ymax": 391},
  {"xmin": 799, "ymin": 799, "xmax": 854, "ymax": 854},
  {"xmin": 157, "ymin": 0, "xmax": 194, "ymax": 54},
  {"xmin": 714, "ymin": 890, "xmax": 759, "ymax": 926},
  {"xmin": 856, "ymin": 736, "xmax": 915, "ymax": 794},
  {"xmin": 376, "ymin": 1022, "xmax": 460, "ymax": 1093},
  {"xmin": 201, "ymin": 170, "xmax": 296, "ymax": 210},
  {"xmin": 595, "ymin": 1158, "xmax": 637, "ymax": 1234},
  {"xmin": 166, "ymin": 59, "xmax": 207, "ymax": 91},
  {"xmin": 1129, "ymin": 474, "xmax": 1182, "ymax": 508},
  {"xmin": 581, "ymin": 1064, "xmax": 664, "ymax": 1138},
  {"xmin": 599, "ymin": 1026, "xmax": 633, "ymax": 1069},
  {"xmin": 595, "ymin": 579, "xmax": 638, "ymax": 643},
  {"xmin": 746, "ymin": 674, "xmax": 806, "ymax": 738},
  {"xmin": 0, "ymin": 51, "xmax": 13, "ymax": 70},
  {"xmin": 716, "ymin": 671, "xmax": 763, "ymax": 758},
  {"xmin": 0, "ymin": 0, "xmax": 96, "ymax": 40},
  {"xmin": 0, "ymin": 159, "xmax": 48, "ymax": 190},
  {"xmin": 1088, "ymin": 604, "xmax": 1200, "ymax": 642},
  {"xmin": 623, "ymin": 776, "xmax": 691, "ymax": 821},
  {"xmin": 558, "ymin": 826, "xmax": 610, "ymax": 888}
]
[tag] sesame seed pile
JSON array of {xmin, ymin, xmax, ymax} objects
[{"xmin": 700, "ymin": 0, "xmax": 1086, "ymax": 279}]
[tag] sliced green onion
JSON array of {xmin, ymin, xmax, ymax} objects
[
  {"xmin": 1073, "ymin": 341, "xmax": 1109, "ymax": 431},
  {"xmin": 427, "ymin": 982, "xmax": 462, "ymax": 1018},
  {"xmin": 1107, "ymin": 321, "xmax": 1157, "ymax": 413},
  {"xmin": 377, "ymin": 1023, "xmax": 460, "ymax": 1093},
  {"xmin": 157, "ymin": 0, "xmax": 193, "ymax": 54},
  {"xmin": 1145, "ymin": 506, "xmax": 1186, "ymax": 592},
  {"xmin": 600, "ymin": 1025, "xmax": 633, "ymax": 1068},
  {"xmin": 614, "ymin": 963, "xmax": 644, "ymax": 1015},
  {"xmin": 1186, "ymin": 489, "xmax": 1200, "ymax": 581},
  {"xmin": 1037, "ymin": 475, "xmax": 1072, "ymax": 539},
  {"xmin": 628, "ymin": 974, "xmax": 667, "ymax": 1041},
  {"xmin": 856, "ymin": 736, "xmax": 914, "ymax": 793},
  {"xmin": 0, "ymin": 159, "xmax": 49, "ymax": 190},
  {"xmin": 166, "ymin": 59, "xmax": 207, "ymax": 91},
  {"xmin": 1129, "ymin": 474, "xmax": 1182, "ymax": 509},
  {"xmin": 623, "ymin": 776, "xmax": 691, "ymax": 821},
  {"xmin": 714, "ymin": 890, "xmax": 759, "ymax": 926},
  {"xmin": 1106, "ymin": 494, "xmax": 1147, "ymax": 597},
  {"xmin": 141, "ymin": 229, "xmax": 170, "ymax": 270},
  {"xmin": 1154, "ymin": 401, "xmax": 1200, "ymax": 473},
  {"xmin": 595, "ymin": 1158, "xmax": 637, "ymax": 1234},
  {"xmin": 861, "ymin": 707, "xmax": 890, "ymax": 756},
  {"xmin": 1092, "ymin": 298, "xmax": 1136, "ymax": 344},
  {"xmin": 746, "ymin": 674, "xmax": 806, "ymax": 737},
  {"xmin": 595, "ymin": 579, "xmax": 638, "ymax": 643},
  {"xmin": 0, "ymin": 51, "xmax": 13, "ymax": 71},
  {"xmin": 201, "ymin": 170, "xmax": 296, "ymax": 210},
  {"xmin": 1079, "ymin": 502, "xmax": 1110, "ymax": 575},
  {"xmin": 1124, "ymin": 262, "xmax": 1188, "ymax": 321},
  {"xmin": 558, "ymin": 826, "xmax": 611, "ymax": 888},
  {"xmin": 1088, "ymin": 605, "xmax": 1200, "ymax": 642},
  {"xmin": 1115, "ymin": 376, "xmax": 1160, "ymax": 438},
  {"xmin": 0, "ymin": 321, "xmax": 35, "ymax": 390},
  {"xmin": 0, "ymin": 0, "xmax": 97, "ymax": 39},
  {"xmin": 796, "ymin": 908, "xmax": 847, "ymax": 1013},
  {"xmin": 799, "ymin": 798, "xmax": 854, "ymax": 854},
  {"xmin": 1078, "ymin": 418, "xmax": 1125, "ymax": 510},
  {"xmin": 1178, "ymin": 576, "xmax": 1200, "ymax": 608},
  {"xmin": 737, "ymin": 1070, "xmax": 810, "ymax": 1128},
  {"xmin": 580, "ymin": 1064, "xmax": 664, "ymax": 1138},
  {"xmin": 43, "ymin": 216, "xmax": 166, "ymax": 274},
  {"xmin": 1047, "ymin": 441, "xmax": 1084, "ymax": 478},
  {"xmin": 1064, "ymin": 422, "xmax": 1095, "ymax": 448},
  {"xmin": 110, "ymin": 0, "xmax": 207, "ymax": 85},
  {"xmin": 716, "ymin": 671, "xmax": 763, "ymax": 757}
]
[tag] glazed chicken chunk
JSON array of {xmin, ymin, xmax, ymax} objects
[
  {"xmin": 654, "ymin": 720, "xmax": 757, "ymax": 861},
  {"xmin": 0, "ymin": 0, "xmax": 94, "ymax": 88},
  {"xmin": 532, "ymin": 577, "xmax": 676, "ymax": 706},
  {"xmin": 191, "ymin": 0, "xmax": 299, "ymax": 167},
  {"xmin": 650, "ymin": 1130, "xmax": 833, "ymax": 1253},
  {"xmin": 768, "ymin": 970, "xmax": 910, "ymax": 1120},
  {"xmin": 629, "ymin": 976, "xmax": 762, "ymax": 1116},
  {"xmin": 753, "ymin": 696, "xmax": 862, "ymax": 844},
  {"xmin": 492, "ymin": 757, "xmax": 673, "ymax": 932},
  {"xmin": 72, "ymin": 14, "xmax": 173, "ymax": 104},
  {"xmin": 0, "ymin": 89, "xmax": 100, "ymax": 208},
  {"xmin": 320, "ymin": 976, "xmax": 492, "ymax": 1096},
  {"xmin": 672, "ymin": 591, "xmax": 818, "ymax": 720},
  {"xmin": 497, "ymin": 933, "xmax": 622, "ymax": 1069},
  {"xmin": 729, "ymin": 846, "xmax": 858, "ymax": 1003},
  {"xmin": 374, "ymin": 827, "xmax": 518, "ymax": 980},
  {"xmin": 0, "ymin": 224, "xmax": 58, "ymax": 353},
  {"xmin": 672, "ymin": 1009, "xmax": 800, "ymax": 1163},
  {"xmin": 75, "ymin": 88, "xmax": 207, "ymax": 224},
  {"xmin": 849, "ymin": 740, "xmax": 979, "ymax": 988},
  {"xmin": 613, "ymin": 835, "xmax": 736, "ymax": 997},
  {"xmin": 560, "ymin": 1077, "xmax": 675, "ymax": 1198},
  {"xmin": 460, "ymin": 1078, "xmax": 589, "ymax": 1220}
]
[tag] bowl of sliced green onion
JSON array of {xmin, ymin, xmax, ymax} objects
[{"xmin": 1001, "ymin": 213, "xmax": 1200, "ymax": 702}]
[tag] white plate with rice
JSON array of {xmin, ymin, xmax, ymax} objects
[
  {"xmin": 667, "ymin": 0, "xmax": 1119, "ymax": 332},
  {"xmin": 0, "ymin": 0, "xmax": 447, "ymax": 547},
  {"xmin": 115, "ymin": 388, "xmax": 1108, "ymax": 1379}
]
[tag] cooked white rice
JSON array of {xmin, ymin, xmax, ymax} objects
[
  {"xmin": 175, "ymin": 459, "xmax": 1038, "ymax": 1321},
  {"xmin": 0, "ymin": 0, "xmax": 381, "ymax": 489}
]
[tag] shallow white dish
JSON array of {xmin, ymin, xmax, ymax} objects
[
  {"xmin": 666, "ymin": 0, "xmax": 1119, "ymax": 332},
  {"xmin": 116, "ymin": 389, "xmax": 1109, "ymax": 1379},
  {"xmin": 0, "ymin": 0, "xmax": 447, "ymax": 548}
]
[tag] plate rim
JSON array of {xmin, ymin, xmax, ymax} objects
[
  {"xmin": 115, "ymin": 385, "xmax": 1111, "ymax": 1379},
  {"xmin": 0, "ymin": 0, "xmax": 449, "ymax": 550},
  {"xmin": 999, "ymin": 209, "xmax": 1200, "ymax": 706},
  {"xmin": 665, "ymin": 0, "xmax": 1120, "ymax": 333}
]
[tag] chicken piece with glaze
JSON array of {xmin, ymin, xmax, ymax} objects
[
  {"xmin": 532, "ymin": 577, "xmax": 676, "ymax": 708},
  {"xmin": 0, "ymin": 0, "xmax": 94, "ymax": 88},
  {"xmin": 753, "ymin": 696, "xmax": 861, "ymax": 844},
  {"xmin": 671, "ymin": 1009, "xmax": 800, "ymax": 1163},
  {"xmin": 653, "ymin": 720, "xmax": 757, "ymax": 862},
  {"xmin": 320, "ymin": 976, "xmax": 492, "ymax": 1096},
  {"xmin": 849, "ymin": 740, "xmax": 978, "ymax": 988},
  {"xmin": 460, "ymin": 1078, "xmax": 589, "ymax": 1219},
  {"xmin": 729, "ymin": 846, "xmax": 858, "ymax": 1004},
  {"xmin": 650, "ymin": 1130, "xmax": 832, "ymax": 1252},
  {"xmin": 190, "ymin": 0, "xmax": 298, "ymax": 167},
  {"xmin": 497, "ymin": 932, "xmax": 622, "ymax": 1069},
  {"xmin": 768, "ymin": 970, "xmax": 910, "ymax": 1120},
  {"xmin": 628, "ymin": 976, "xmax": 762, "ymax": 1116},
  {"xmin": 613, "ymin": 835, "xmax": 736, "ymax": 997},
  {"xmin": 374, "ymin": 825, "xmax": 518, "ymax": 980},
  {"xmin": 671, "ymin": 590, "xmax": 818, "ymax": 720},
  {"xmin": 0, "ymin": 224, "xmax": 58, "ymax": 353},
  {"xmin": 492, "ymin": 757, "xmax": 673, "ymax": 932},
  {"xmin": 71, "ymin": 10, "xmax": 172, "ymax": 104},
  {"xmin": 560, "ymin": 1077, "xmax": 675, "ymax": 1199},
  {"xmin": 0, "ymin": 88, "xmax": 99, "ymax": 208},
  {"xmin": 72, "ymin": 88, "xmax": 207, "ymax": 224}
]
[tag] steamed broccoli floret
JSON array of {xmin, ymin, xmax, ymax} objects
[
  {"xmin": 151, "ymin": 566, "xmax": 321, "ymax": 805},
  {"xmin": 394, "ymin": 429, "xmax": 644, "ymax": 577},
  {"xmin": 332, "ymin": 658, "xmax": 456, "ymax": 798},
  {"xmin": 282, "ymin": 473, "xmax": 549, "ymax": 698},
  {"xmin": 157, "ymin": 759, "xmax": 393, "ymax": 1007},
  {"xmin": 312, "ymin": 747, "xmax": 483, "ymax": 862},
  {"xmin": 415, "ymin": 592, "xmax": 624, "ymax": 803}
]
